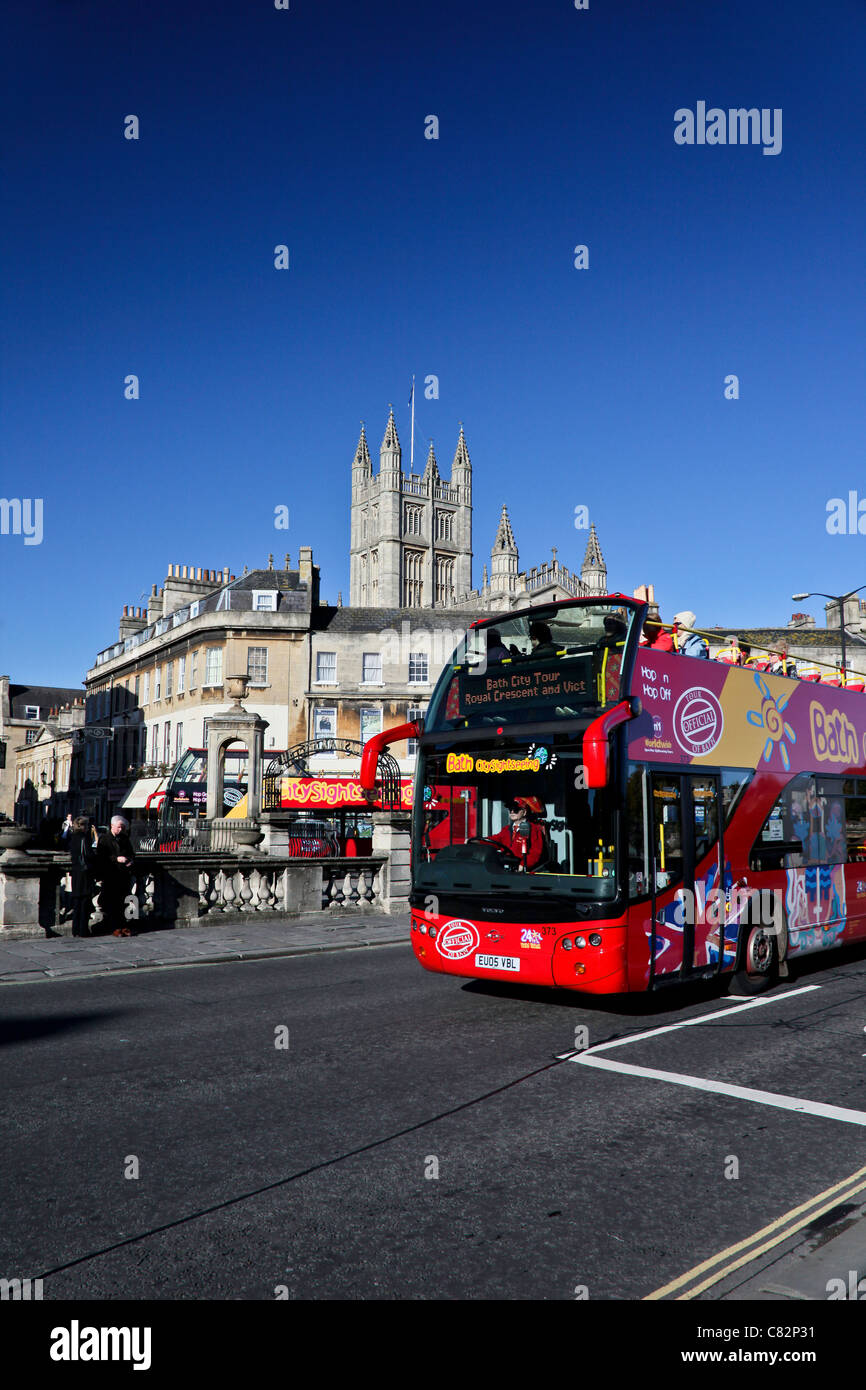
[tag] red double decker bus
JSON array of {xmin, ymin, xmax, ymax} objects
[{"xmin": 363, "ymin": 594, "xmax": 866, "ymax": 995}]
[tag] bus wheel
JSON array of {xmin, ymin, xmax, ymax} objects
[{"xmin": 729, "ymin": 924, "xmax": 777, "ymax": 995}]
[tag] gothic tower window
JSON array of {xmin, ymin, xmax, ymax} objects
[
  {"xmin": 403, "ymin": 550, "xmax": 424, "ymax": 607},
  {"xmin": 359, "ymin": 552, "xmax": 368, "ymax": 604},
  {"xmin": 361, "ymin": 510, "xmax": 367, "ymax": 541},
  {"xmin": 435, "ymin": 509, "xmax": 453, "ymax": 542},
  {"xmin": 403, "ymin": 503, "xmax": 422, "ymax": 536},
  {"xmin": 371, "ymin": 549, "xmax": 379, "ymax": 602},
  {"xmin": 435, "ymin": 555, "xmax": 454, "ymax": 605}
]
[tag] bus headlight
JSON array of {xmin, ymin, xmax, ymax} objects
[
  {"xmin": 428, "ymin": 925, "xmax": 437, "ymax": 938},
  {"xmin": 575, "ymin": 935, "xmax": 586, "ymax": 949},
  {"xmin": 561, "ymin": 938, "xmax": 573, "ymax": 950},
  {"xmin": 589, "ymin": 933, "xmax": 602, "ymax": 947}
]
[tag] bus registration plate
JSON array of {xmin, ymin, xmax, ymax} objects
[{"xmin": 475, "ymin": 953, "xmax": 520, "ymax": 972}]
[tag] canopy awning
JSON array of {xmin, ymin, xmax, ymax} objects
[{"xmin": 119, "ymin": 777, "xmax": 166, "ymax": 810}]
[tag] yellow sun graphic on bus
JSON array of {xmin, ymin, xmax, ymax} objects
[{"xmin": 746, "ymin": 674, "xmax": 797, "ymax": 771}]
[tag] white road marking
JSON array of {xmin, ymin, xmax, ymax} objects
[
  {"xmin": 555, "ymin": 985, "xmax": 821, "ymax": 1061},
  {"xmin": 574, "ymin": 1054, "xmax": 866, "ymax": 1126}
]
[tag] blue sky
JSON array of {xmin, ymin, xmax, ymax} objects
[{"xmin": 2, "ymin": 0, "xmax": 865, "ymax": 686}]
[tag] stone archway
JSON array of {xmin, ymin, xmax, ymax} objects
[{"xmin": 205, "ymin": 679, "xmax": 269, "ymax": 821}]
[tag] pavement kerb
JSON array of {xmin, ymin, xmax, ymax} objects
[{"xmin": 0, "ymin": 916, "xmax": 410, "ymax": 984}]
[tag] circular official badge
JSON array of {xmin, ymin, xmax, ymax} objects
[
  {"xmin": 436, "ymin": 919, "xmax": 480, "ymax": 960},
  {"xmin": 673, "ymin": 687, "xmax": 724, "ymax": 757}
]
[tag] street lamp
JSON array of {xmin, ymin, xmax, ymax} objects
[{"xmin": 791, "ymin": 586, "xmax": 866, "ymax": 683}]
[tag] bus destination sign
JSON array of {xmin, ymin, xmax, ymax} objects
[{"xmin": 460, "ymin": 657, "xmax": 592, "ymax": 714}]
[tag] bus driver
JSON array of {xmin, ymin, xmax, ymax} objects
[{"xmin": 485, "ymin": 797, "xmax": 546, "ymax": 871}]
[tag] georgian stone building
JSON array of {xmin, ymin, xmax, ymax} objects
[
  {"xmin": 79, "ymin": 556, "xmax": 322, "ymax": 823},
  {"xmin": 0, "ymin": 677, "xmax": 84, "ymax": 823}
]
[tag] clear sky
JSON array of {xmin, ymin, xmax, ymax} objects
[{"xmin": 2, "ymin": 0, "xmax": 865, "ymax": 687}]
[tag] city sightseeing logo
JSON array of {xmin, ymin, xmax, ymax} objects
[
  {"xmin": 674, "ymin": 687, "xmax": 724, "ymax": 757},
  {"xmin": 747, "ymin": 673, "xmax": 796, "ymax": 771}
]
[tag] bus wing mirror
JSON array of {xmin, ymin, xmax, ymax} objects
[
  {"xmin": 360, "ymin": 721, "xmax": 422, "ymax": 793},
  {"xmin": 583, "ymin": 698, "xmax": 641, "ymax": 788}
]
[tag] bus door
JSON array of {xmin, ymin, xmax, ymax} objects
[{"xmin": 649, "ymin": 772, "xmax": 722, "ymax": 982}]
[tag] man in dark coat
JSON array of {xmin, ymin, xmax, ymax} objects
[
  {"xmin": 96, "ymin": 815, "xmax": 137, "ymax": 936},
  {"xmin": 67, "ymin": 816, "xmax": 97, "ymax": 937}
]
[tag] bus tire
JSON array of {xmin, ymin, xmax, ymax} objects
[{"xmin": 728, "ymin": 923, "xmax": 778, "ymax": 995}]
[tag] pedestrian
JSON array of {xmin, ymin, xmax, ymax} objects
[
  {"xmin": 95, "ymin": 815, "xmax": 137, "ymax": 937},
  {"xmin": 68, "ymin": 815, "xmax": 97, "ymax": 937}
]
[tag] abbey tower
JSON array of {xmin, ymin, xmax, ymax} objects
[
  {"xmin": 349, "ymin": 406, "xmax": 607, "ymax": 612},
  {"xmin": 350, "ymin": 409, "xmax": 472, "ymax": 608}
]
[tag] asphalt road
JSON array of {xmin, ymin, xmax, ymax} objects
[{"xmin": 2, "ymin": 940, "xmax": 866, "ymax": 1302}]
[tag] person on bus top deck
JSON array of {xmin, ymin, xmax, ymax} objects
[
  {"xmin": 485, "ymin": 798, "xmax": 546, "ymax": 871},
  {"xmin": 485, "ymin": 628, "xmax": 511, "ymax": 663},
  {"xmin": 738, "ymin": 642, "xmax": 768, "ymax": 673},
  {"xmin": 671, "ymin": 611, "xmax": 709, "ymax": 658},
  {"xmin": 713, "ymin": 634, "xmax": 744, "ymax": 665},
  {"xmin": 594, "ymin": 613, "xmax": 628, "ymax": 702},
  {"xmin": 529, "ymin": 621, "xmax": 557, "ymax": 658},
  {"xmin": 641, "ymin": 615, "xmax": 675, "ymax": 652}
]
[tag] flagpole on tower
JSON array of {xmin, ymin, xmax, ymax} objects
[{"xmin": 410, "ymin": 374, "xmax": 416, "ymax": 469}]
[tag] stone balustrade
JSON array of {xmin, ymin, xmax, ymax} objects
[
  {"xmin": 0, "ymin": 851, "xmax": 388, "ymax": 938},
  {"xmin": 0, "ymin": 810, "xmax": 410, "ymax": 938}
]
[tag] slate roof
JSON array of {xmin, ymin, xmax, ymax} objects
[
  {"xmin": 229, "ymin": 568, "xmax": 305, "ymax": 593},
  {"xmin": 9, "ymin": 684, "xmax": 84, "ymax": 718},
  {"xmin": 313, "ymin": 605, "xmax": 485, "ymax": 634}
]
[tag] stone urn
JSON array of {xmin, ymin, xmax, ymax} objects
[
  {"xmin": 0, "ymin": 825, "xmax": 34, "ymax": 861},
  {"xmin": 232, "ymin": 824, "xmax": 264, "ymax": 853},
  {"xmin": 226, "ymin": 673, "xmax": 250, "ymax": 709}
]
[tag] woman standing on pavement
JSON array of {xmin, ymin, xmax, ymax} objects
[{"xmin": 68, "ymin": 815, "xmax": 98, "ymax": 938}]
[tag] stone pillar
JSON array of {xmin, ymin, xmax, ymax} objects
[
  {"xmin": 205, "ymin": 677, "xmax": 269, "ymax": 822},
  {"xmin": 0, "ymin": 860, "xmax": 44, "ymax": 938},
  {"xmin": 371, "ymin": 811, "xmax": 412, "ymax": 913}
]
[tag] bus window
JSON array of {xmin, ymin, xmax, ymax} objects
[
  {"xmin": 414, "ymin": 735, "xmax": 619, "ymax": 900},
  {"xmin": 750, "ymin": 773, "xmax": 846, "ymax": 870},
  {"xmin": 651, "ymin": 777, "xmax": 684, "ymax": 890},
  {"xmin": 721, "ymin": 768, "xmax": 753, "ymax": 825},
  {"xmin": 843, "ymin": 778, "xmax": 866, "ymax": 862},
  {"xmin": 691, "ymin": 778, "xmax": 719, "ymax": 865},
  {"xmin": 424, "ymin": 600, "xmax": 639, "ymax": 730},
  {"xmin": 625, "ymin": 763, "xmax": 650, "ymax": 899}
]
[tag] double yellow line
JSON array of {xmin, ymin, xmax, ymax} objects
[{"xmin": 645, "ymin": 1161, "xmax": 866, "ymax": 1300}]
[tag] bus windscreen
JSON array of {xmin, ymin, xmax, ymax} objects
[
  {"xmin": 424, "ymin": 601, "xmax": 637, "ymax": 730},
  {"xmin": 414, "ymin": 734, "xmax": 618, "ymax": 902}
]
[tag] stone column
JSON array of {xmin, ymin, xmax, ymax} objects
[{"xmin": 371, "ymin": 811, "xmax": 412, "ymax": 913}]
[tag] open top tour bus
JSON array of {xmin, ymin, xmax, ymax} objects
[{"xmin": 361, "ymin": 595, "xmax": 866, "ymax": 995}]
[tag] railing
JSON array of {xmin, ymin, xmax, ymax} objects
[
  {"xmin": 129, "ymin": 817, "xmax": 261, "ymax": 854},
  {"xmin": 525, "ymin": 563, "xmax": 583, "ymax": 595}
]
